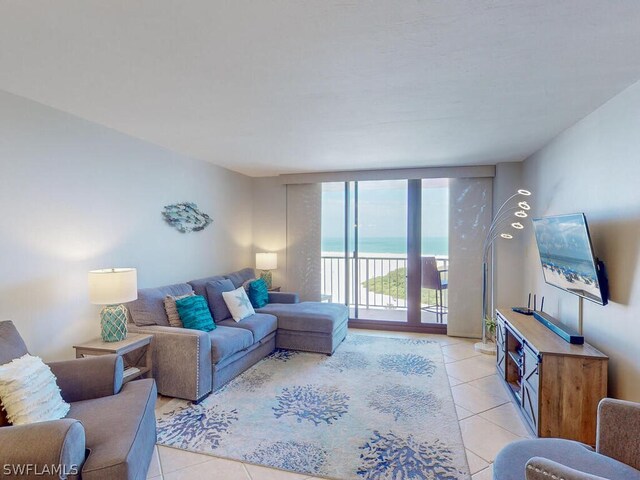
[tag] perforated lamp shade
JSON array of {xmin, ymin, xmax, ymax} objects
[
  {"xmin": 88, "ymin": 268, "xmax": 138, "ymax": 305},
  {"xmin": 256, "ymin": 253, "xmax": 278, "ymax": 271}
]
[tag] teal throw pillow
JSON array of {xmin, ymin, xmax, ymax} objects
[
  {"xmin": 247, "ymin": 278, "xmax": 269, "ymax": 308},
  {"xmin": 175, "ymin": 295, "xmax": 216, "ymax": 332}
]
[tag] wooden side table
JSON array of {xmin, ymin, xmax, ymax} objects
[{"xmin": 73, "ymin": 333, "xmax": 153, "ymax": 384}]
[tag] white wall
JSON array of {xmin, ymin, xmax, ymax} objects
[
  {"xmin": 251, "ymin": 177, "xmax": 288, "ymax": 290},
  {"xmin": 0, "ymin": 91, "xmax": 253, "ymax": 361},
  {"xmin": 522, "ymin": 80, "xmax": 640, "ymax": 401}
]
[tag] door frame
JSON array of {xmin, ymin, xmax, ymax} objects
[{"xmin": 335, "ymin": 179, "xmax": 447, "ymax": 334}]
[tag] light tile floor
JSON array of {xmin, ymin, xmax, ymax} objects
[{"xmin": 148, "ymin": 329, "xmax": 531, "ymax": 479}]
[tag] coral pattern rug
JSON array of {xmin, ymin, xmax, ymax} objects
[{"xmin": 155, "ymin": 334, "xmax": 470, "ymax": 479}]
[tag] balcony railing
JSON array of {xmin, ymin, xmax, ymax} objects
[{"xmin": 321, "ymin": 254, "xmax": 449, "ymax": 310}]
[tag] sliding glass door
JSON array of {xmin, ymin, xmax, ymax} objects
[{"xmin": 321, "ymin": 178, "xmax": 449, "ymax": 331}]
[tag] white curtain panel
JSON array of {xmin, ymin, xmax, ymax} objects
[
  {"xmin": 447, "ymin": 178, "xmax": 493, "ymax": 338},
  {"xmin": 286, "ymin": 183, "xmax": 322, "ymax": 302}
]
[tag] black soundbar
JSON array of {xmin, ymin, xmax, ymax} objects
[{"xmin": 533, "ymin": 311, "xmax": 584, "ymax": 345}]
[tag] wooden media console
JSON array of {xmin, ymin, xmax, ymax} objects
[{"xmin": 495, "ymin": 308, "xmax": 608, "ymax": 445}]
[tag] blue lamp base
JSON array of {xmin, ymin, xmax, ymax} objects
[{"xmin": 100, "ymin": 304, "xmax": 128, "ymax": 342}]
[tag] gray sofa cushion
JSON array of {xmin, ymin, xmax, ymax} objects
[
  {"xmin": 218, "ymin": 313, "xmax": 278, "ymax": 343},
  {"xmin": 494, "ymin": 438, "xmax": 640, "ymax": 480},
  {"xmin": 257, "ymin": 302, "xmax": 348, "ymax": 334},
  {"xmin": 0, "ymin": 321, "xmax": 29, "ymax": 365},
  {"xmin": 188, "ymin": 274, "xmax": 226, "ymax": 300},
  {"xmin": 209, "ymin": 326, "xmax": 253, "ymax": 364},
  {"xmin": 205, "ymin": 278, "xmax": 235, "ymax": 323},
  {"xmin": 128, "ymin": 284, "xmax": 193, "ymax": 327},
  {"xmin": 226, "ymin": 268, "xmax": 256, "ymax": 288},
  {"xmin": 68, "ymin": 378, "xmax": 157, "ymax": 480}
]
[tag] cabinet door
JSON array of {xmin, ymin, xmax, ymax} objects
[
  {"xmin": 521, "ymin": 345, "xmax": 540, "ymax": 434},
  {"xmin": 496, "ymin": 318, "xmax": 506, "ymax": 378}
]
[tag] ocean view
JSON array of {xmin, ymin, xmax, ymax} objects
[{"xmin": 321, "ymin": 236, "xmax": 448, "ymax": 255}]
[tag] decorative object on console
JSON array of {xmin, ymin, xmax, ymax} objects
[
  {"xmin": 222, "ymin": 287, "xmax": 256, "ymax": 321},
  {"xmin": 88, "ymin": 268, "xmax": 138, "ymax": 342},
  {"xmin": 256, "ymin": 252, "xmax": 277, "ymax": 289},
  {"xmin": 476, "ymin": 189, "xmax": 533, "ymax": 355},
  {"xmin": 0, "ymin": 353, "xmax": 70, "ymax": 425},
  {"xmin": 175, "ymin": 295, "xmax": 216, "ymax": 332},
  {"xmin": 162, "ymin": 202, "xmax": 212, "ymax": 233}
]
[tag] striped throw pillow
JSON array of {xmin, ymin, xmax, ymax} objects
[
  {"xmin": 164, "ymin": 291, "xmax": 195, "ymax": 328},
  {"xmin": 0, "ymin": 354, "xmax": 70, "ymax": 426},
  {"xmin": 175, "ymin": 295, "xmax": 216, "ymax": 332}
]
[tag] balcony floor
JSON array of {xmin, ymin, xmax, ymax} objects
[{"xmin": 348, "ymin": 306, "xmax": 447, "ymax": 324}]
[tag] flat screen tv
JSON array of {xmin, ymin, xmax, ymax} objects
[{"xmin": 532, "ymin": 213, "xmax": 608, "ymax": 305}]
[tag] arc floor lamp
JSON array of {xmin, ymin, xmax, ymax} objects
[{"xmin": 474, "ymin": 189, "xmax": 532, "ymax": 355}]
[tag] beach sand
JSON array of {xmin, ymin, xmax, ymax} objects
[{"xmin": 542, "ymin": 264, "xmax": 601, "ymax": 301}]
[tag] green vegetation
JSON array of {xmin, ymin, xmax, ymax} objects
[{"xmin": 362, "ymin": 267, "xmax": 443, "ymax": 305}]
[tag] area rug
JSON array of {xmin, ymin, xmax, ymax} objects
[{"xmin": 155, "ymin": 334, "xmax": 470, "ymax": 480}]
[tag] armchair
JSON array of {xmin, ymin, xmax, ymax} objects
[
  {"xmin": 0, "ymin": 321, "xmax": 157, "ymax": 480},
  {"xmin": 494, "ymin": 398, "xmax": 640, "ymax": 480}
]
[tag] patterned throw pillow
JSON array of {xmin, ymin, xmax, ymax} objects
[
  {"xmin": 247, "ymin": 278, "xmax": 269, "ymax": 308},
  {"xmin": 222, "ymin": 286, "xmax": 256, "ymax": 322},
  {"xmin": 175, "ymin": 295, "xmax": 216, "ymax": 332},
  {"xmin": 0, "ymin": 354, "xmax": 70, "ymax": 426},
  {"xmin": 164, "ymin": 291, "xmax": 195, "ymax": 328}
]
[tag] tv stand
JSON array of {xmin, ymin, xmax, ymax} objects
[{"xmin": 496, "ymin": 308, "xmax": 608, "ymax": 445}]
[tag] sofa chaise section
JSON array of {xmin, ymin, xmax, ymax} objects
[{"xmin": 257, "ymin": 301, "xmax": 348, "ymax": 354}]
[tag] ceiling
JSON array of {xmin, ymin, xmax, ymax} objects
[{"xmin": 2, "ymin": 1, "xmax": 640, "ymax": 177}]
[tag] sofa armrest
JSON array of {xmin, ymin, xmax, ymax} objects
[
  {"xmin": 48, "ymin": 355, "xmax": 124, "ymax": 403},
  {"xmin": 596, "ymin": 398, "xmax": 640, "ymax": 470},
  {"xmin": 269, "ymin": 292, "xmax": 299, "ymax": 304},
  {"xmin": 0, "ymin": 419, "xmax": 86, "ymax": 479},
  {"xmin": 526, "ymin": 457, "xmax": 607, "ymax": 480},
  {"xmin": 128, "ymin": 324, "xmax": 212, "ymax": 401}
]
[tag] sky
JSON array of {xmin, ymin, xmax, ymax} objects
[{"xmin": 321, "ymin": 180, "xmax": 449, "ymax": 239}]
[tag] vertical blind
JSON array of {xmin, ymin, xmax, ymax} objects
[
  {"xmin": 285, "ymin": 183, "xmax": 322, "ymax": 302},
  {"xmin": 447, "ymin": 178, "xmax": 493, "ymax": 337}
]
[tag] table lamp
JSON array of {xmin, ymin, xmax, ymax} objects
[
  {"xmin": 88, "ymin": 268, "xmax": 138, "ymax": 342},
  {"xmin": 255, "ymin": 253, "xmax": 277, "ymax": 289}
]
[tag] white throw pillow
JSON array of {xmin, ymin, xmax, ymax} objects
[
  {"xmin": 222, "ymin": 286, "xmax": 255, "ymax": 322},
  {"xmin": 0, "ymin": 354, "xmax": 70, "ymax": 426}
]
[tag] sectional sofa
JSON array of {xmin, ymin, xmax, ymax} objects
[{"xmin": 127, "ymin": 268, "xmax": 348, "ymax": 402}]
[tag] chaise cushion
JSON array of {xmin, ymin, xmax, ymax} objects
[
  {"xmin": 494, "ymin": 438, "xmax": 640, "ymax": 480},
  {"xmin": 128, "ymin": 284, "xmax": 193, "ymax": 327},
  {"xmin": 257, "ymin": 302, "xmax": 348, "ymax": 334},
  {"xmin": 218, "ymin": 313, "xmax": 277, "ymax": 343},
  {"xmin": 67, "ymin": 378, "xmax": 157, "ymax": 480},
  {"xmin": 209, "ymin": 326, "xmax": 254, "ymax": 364}
]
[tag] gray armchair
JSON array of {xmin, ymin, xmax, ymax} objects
[
  {"xmin": 0, "ymin": 321, "xmax": 157, "ymax": 480},
  {"xmin": 494, "ymin": 398, "xmax": 640, "ymax": 480}
]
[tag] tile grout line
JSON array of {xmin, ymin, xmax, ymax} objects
[{"xmin": 241, "ymin": 463, "xmax": 253, "ymax": 480}]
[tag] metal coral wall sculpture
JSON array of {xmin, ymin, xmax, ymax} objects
[{"xmin": 162, "ymin": 202, "xmax": 212, "ymax": 233}]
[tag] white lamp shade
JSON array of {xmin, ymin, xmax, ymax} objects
[
  {"xmin": 88, "ymin": 268, "xmax": 138, "ymax": 305},
  {"xmin": 256, "ymin": 252, "xmax": 277, "ymax": 270}
]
